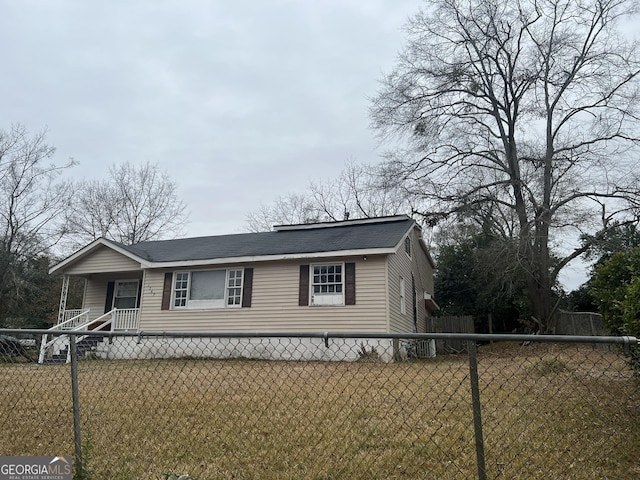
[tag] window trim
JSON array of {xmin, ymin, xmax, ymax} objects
[
  {"xmin": 309, "ymin": 262, "xmax": 345, "ymax": 307},
  {"xmin": 226, "ymin": 268, "xmax": 244, "ymax": 307},
  {"xmin": 172, "ymin": 272, "xmax": 190, "ymax": 308},
  {"xmin": 171, "ymin": 268, "xmax": 244, "ymax": 310},
  {"xmin": 113, "ymin": 279, "xmax": 140, "ymax": 310},
  {"xmin": 404, "ymin": 236, "xmax": 412, "ymax": 258},
  {"xmin": 399, "ymin": 276, "xmax": 407, "ymax": 315}
]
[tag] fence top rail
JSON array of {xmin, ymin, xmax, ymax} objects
[{"xmin": 1, "ymin": 328, "xmax": 638, "ymax": 346}]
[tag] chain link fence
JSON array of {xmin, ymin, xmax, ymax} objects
[{"xmin": 1, "ymin": 329, "xmax": 638, "ymax": 479}]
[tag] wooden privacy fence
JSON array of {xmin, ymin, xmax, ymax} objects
[
  {"xmin": 428, "ymin": 315, "xmax": 475, "ymax": 353},
  {"xmin": 550, "ymin": 311, "xmax": 607, "ymax": 336},
  {"xmin": 429, "ymin": 311, "xmax": 607, "ymax": 354}
]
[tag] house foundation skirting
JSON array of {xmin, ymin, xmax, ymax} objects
[{"xmin": 91, "ymin": 337, "xmax": 418, "ymax": 362}]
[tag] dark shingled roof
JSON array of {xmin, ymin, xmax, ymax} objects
[{"xmin": 115, "ymin": 216, "xmax": 415, "ymax": 263}]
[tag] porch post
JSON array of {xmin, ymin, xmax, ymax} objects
[{"xmin": 57, "ymin": 274, "xmax": 70, "ymax": 325}]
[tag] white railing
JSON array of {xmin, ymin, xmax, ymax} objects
[
  {"xmin": 113, "ymin": 308, "xmax": 140, "ymax": 331},
  {"xmin": 54, "ymin": 309, "xmax": 91, "ymax": 330},
  {"xmin": 39, "ymin": 309, "xmax": 91, "ymax": 364},
  {"xmin": 66, "ymin": 311, "xmax": 116, "ymax": 363},
  {"xmin": 38, "ymin": 308, "xmax": 140, "ymax": 363},
  {"xmin": 60, "ymin": 309, "xmax": 87, "ymax": 325},
  {"xmin": 56, "ymin": 308, "xmax": 140, "ymax": 332}
]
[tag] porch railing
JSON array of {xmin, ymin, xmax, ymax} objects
[
  {"xmin": 56, "ymin": 309, "xmax": 90, "ymax": 329},
  {"xmin": 39, "ymin": 308, "xmax": 140, "ymax": 363},
  {"xmin": 58, "ymin": 308, "xmax": 140, "ymax": 331},
  {"xmin": 39, "ymin": 309, "xmax": 91, "ymax": 363},
  {"xmin": 112, "ymin": 308, "xmax": 140, "ymax": 331}
]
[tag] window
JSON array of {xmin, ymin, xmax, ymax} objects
[
  {"xmin": 227, "ymin": 269, "xmax": 243, "ymax": 306},
  {"xmin": 113, "ymin": 280, "xmax": 139, "ymax": 309},
  {"xmin": 172, "ymin": 269, "xmax": 244, "ymax": 309},
  {"xmin": 405, "ymin": 236, "xmax": 411, "ymax": 257},
  {"xmin": 173, "ymin": 273, "xmax": 189, "ymax": 308},
  {"xmin": 311, "ymin": 264, "xmax": 344, "ymax": 306},
  {"xmin": 399, "ymin": 276, "xmax": 406, "ymax": 315},
  {"xmin": 299, "ymin": 263, "xmax": 355, "ymax": 307}
]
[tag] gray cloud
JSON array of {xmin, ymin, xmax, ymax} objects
[{"xmin": 0, "ymin": 0, "xmax": 420, "ymax": 235}]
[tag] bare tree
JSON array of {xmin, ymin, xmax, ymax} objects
[
  {"xmin": 309, "ymin": 159, "xmax": 412, "ymax": 221},
  {"xmin": 245, "ymin": 159, "xmax": 414, "ymax": 232},
  {"xmin": 67, "ymin": 178, "xmax": 116, "ymax": 242},
  {"xmin": 246, "ymin": 193, "xmax": 322, "ymax": 232},
  {"xmin": 0, "ymin": 124, "xmax": 74, "ymax": 310},
  {"xmin": 71, "ymin": 162, "xmax": 189, "ymax": 245},
  {"xmin": 370, "ymin": 0, "xmax": 640, "ymax": 331}
]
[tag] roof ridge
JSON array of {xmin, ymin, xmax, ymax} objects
[{"xmin": 273, "ymin": 215, "xmax": 412, "ymax": 232}]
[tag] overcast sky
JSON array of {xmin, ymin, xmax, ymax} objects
[
  {"xmin": 1, "ymin": 0, "xmax": 600, "ymax": 289},
  {"xmin": 0, "ymin": 0, "xmax": 422, "ymax": 236}
]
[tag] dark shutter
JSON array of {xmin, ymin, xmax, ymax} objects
[
  {"xmin": 299, "ymin": 265, "xmax": 309, "ymax": 306},
  {"xmin": 104, "ymin": 281, "xmax": 115, "ymax": 313},
  {"xmin": 136, "ymin": 279, "xmax": 143, "ymax": 308},
  {"xmin": 345, "ymin": 262, "xmax": 356, "ymax": 305},
  {"xmin": 161, "ymin": 272, "xmax": 173, "ymax": 311},
  {"xmin": 242, "ymin": 268, "xmax": 254, "ymax": 308}
]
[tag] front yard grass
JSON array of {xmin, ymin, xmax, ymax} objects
[{"xmin": 0, "ymin": 343, "xmax": 638, "ymax": 479}]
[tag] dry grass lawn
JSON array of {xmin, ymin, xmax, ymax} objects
[{"xmin": 1, "ymin": 343, "xmax": 638, "ymax": 479}]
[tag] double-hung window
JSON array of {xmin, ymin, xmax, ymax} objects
[
  {"xmin": 299, "ymin": 262, "xmax": 355, "ymax": 307},
  {"xmin": 172, "ymin": 269, "xmax": 244, "ymax": 309},
  {"xmin": 311, "ymin": 264, "xmax": 344, "ymax": 306},
  {"xmin": 399, "ymin": 276, "xmax": 407, "ymax": 315},
  {"xmin": 113, "ymin": 280, "xmax": 139, "ymax": 309},
  {"xmin": 227, "ymin": 269, "xmax": 243, "ymax": 306}
]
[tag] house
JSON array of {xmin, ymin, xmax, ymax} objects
[{"xmin": 41, "ymin": 215, "xmax": 438, "ymax": 362}]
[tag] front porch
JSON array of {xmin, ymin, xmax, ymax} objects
[
  {"xmin": 38, "ymin": 308, "xmax": 141, "ymax": 364},
  {"xmin": 58, "ymin": 308, "xmax": 141, "ymax": 332},
  {"xmin": 54, "ymin": 271, "xmax": 144, "ymax": 329}
]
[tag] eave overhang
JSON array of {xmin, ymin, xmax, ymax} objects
[
  {"xmin": 48, "ymin": 238, "xmax": 152, "ymax": 275},
  {"xmin": 141, "ymin": 247, "xmax": 395, "ymax": 269},
  {"xmin": 50, "ymin": 242, "xmax": 396, "ymax": 275}
]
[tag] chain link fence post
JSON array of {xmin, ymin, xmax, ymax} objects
[
  {"xmin": 69, "ymin": 334, "xmax": 83, "ymax": 478},
  {"xmin": 468, "ymin": 340, "xmax": 487, "ymax": 480}
]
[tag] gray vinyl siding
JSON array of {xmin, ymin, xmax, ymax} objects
[
  {"xmin": 416, "ymin": 242, "xmax": 435, "ymax": 296},
  {"xmin": 65, "ymin": 246, "xmax": 141, "ymax": 275},
  {"xmin": 138, "ymin": 256, "xmax": 389, "ymax": 333},
  {"xmin": 83, "ymin": 277, "xmax": 110, "ymax": 321},
  {"xmin": 387, "ymin": 228, "xmax": 431, "ymax": 334}
]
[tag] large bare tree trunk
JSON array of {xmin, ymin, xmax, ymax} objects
[{"xmin": 370, "ymin": 0, "xmax": 640, "ymax": 330}]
